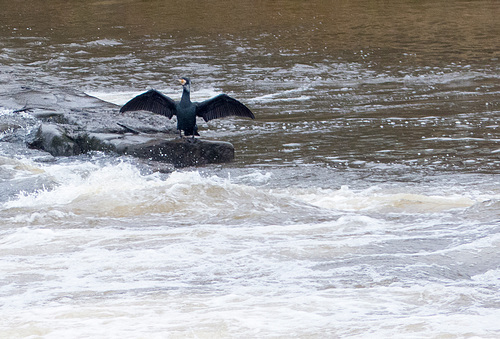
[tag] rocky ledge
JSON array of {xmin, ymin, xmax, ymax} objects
[
  {"xmin": 29, "ymin": 124, "xmax": 234, "ymax": 167},
  {"xmin": 0, "ymin": 80, "xmax": 235, "ymax": 167}
]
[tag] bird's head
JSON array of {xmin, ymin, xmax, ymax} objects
[{"xmin": 179, "ymin": 77, "xmax": 191, "ymax": 92}]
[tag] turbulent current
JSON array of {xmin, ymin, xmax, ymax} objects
[
  {"xmin": 2, "ymin": 156, "xmax": 499, "ymax": 338},
  {"xmin": 1, "ymin": 0, "xmax": 500, "ymax": 338}
]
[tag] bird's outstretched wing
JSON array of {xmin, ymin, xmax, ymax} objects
[
  {"xmin": 120, "ymin": 89, "xmax": 176, "ymax": 119},
  {"xmin": 195, "ymin": 94, "xmax": 254, "ymax": 122}
]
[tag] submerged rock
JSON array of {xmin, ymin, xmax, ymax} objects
[{"xmin": 0, "ymin": 80, "xmax": 236, "ymax": 167}]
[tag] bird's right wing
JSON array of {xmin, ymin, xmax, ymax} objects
[{"xmin": 119, "ymin": 89, "xmax": 176, "ymax": 119}]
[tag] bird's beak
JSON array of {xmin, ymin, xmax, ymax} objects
[{"xmin": 179, "ymin": 78, "xmax": 186, "ymax": 86}]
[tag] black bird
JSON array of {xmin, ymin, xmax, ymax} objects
[{"xmin": 120, "ymin": 77, "xmax": 254, "ymax": 137}]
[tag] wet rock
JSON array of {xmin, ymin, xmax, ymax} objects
[
  {"xmin": 28, "ymin": 124, "xmax": 234, "ymax": 167},
  {"xmin": 0, "ymin": 82, "xmax": 176, "ymax": 135},
  {"xmin": 115, "ymin": 137, "xmax": 235, "ymax": 167},
  {"xmin": 0, "ymin": 122, "xmax": 22, "ymax": 133},
  {"xmin": 32, "ymin": 111, "xmax": 68, "ymax": 124},
  {"xmin": 28, "ymin": 124, "xmax": 79, "ymax": 156},
  {"xmin": 3, "ymin": 81, "xmax": 236, "ymax": 167}
]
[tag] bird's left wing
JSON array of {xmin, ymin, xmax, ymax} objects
[
  {"xmin": 120, "ymin": 89, "xmax": 176, "ymax": 119},
  {"xmin": 195, "ymin": 94, "xmax": 254, "ymax": 122}
]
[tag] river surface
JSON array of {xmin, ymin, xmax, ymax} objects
[{"xmin": 1, "ymin": 1, "xmax": 500, "ymax": 338}]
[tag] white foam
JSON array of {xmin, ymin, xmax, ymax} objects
[
  {"xmin": 2, "ymin": 162, "xmax": 292, "ymax": 224},
  {"xmin": 1, "ymin": 158, "xmax": 499, "ymax": 338},
  {"xmin": 250, "ymin": 85, "xmax": 311, "ymax": 103},
  {"xmin": 296, "ymin": 185, "xmax": 476, "ymax": 213},
  {"xmin": 87, "ymin": 38, "xmax": 122, "ymax": 46},
  {"xmin": 0, "ymin": 107, "xmax": 12, "ymax": 115}
]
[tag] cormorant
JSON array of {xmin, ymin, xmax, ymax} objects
[{"xmin": 120, "ymin": 77, "xmax": 254, "ymax": 137}]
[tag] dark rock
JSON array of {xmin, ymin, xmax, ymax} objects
[
  {"xmin": 28, "ymin": 124, "xmax": 234, "ymax": 167},
  {"xmin": 0, "ymin": 122, "xmax": 22, "ymax": 133},
  {"xmin": 115, "ymin": 137, "xmax": 235, "ymax": 167},
  {"xmin": 28, "ymin": 124, "xmax": 79, "ymax": 156}
]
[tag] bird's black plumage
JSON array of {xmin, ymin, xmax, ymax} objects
[
  {"xmin": 120, "ymin": 89, "xmax": 176, "ymax": 119},
  {"xmin": 120, "ymin": 77, "xmax": 254, "ymax": 137}
]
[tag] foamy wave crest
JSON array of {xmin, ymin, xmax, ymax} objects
[
  {"xmin": 3, "ymin": 161, "xmax": 297, "ymax": 224},
  {"xmin": 250, "ymin": 85, "xmax": 311, "ymax": 103},
  {"xmin": 297, "ymin": 185, "xmax": 476, "ymax": 213},
  {"xmin": 0, "ymin": 156, "xmax": 46, "ymax": 177}
]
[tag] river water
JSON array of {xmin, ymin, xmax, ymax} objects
[{"xmin": 1, "ymin": 1, "xmax": 500, "ymax": 338}]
